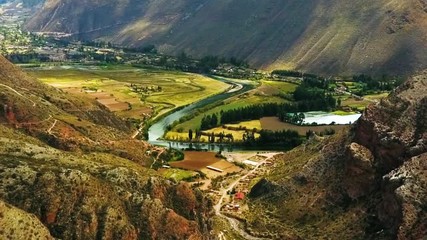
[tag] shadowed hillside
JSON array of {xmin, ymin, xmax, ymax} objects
[{"xmin": 25, "ymin": 0, "xmax": 427, "ymax": 75}]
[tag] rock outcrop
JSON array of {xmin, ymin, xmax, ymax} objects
[
  {"xmin": 246, "ymin": 71, "xmax": 427, "ymax": 239},
  {"xmin": 0, "ymin": 200, "xmax": 53, "ymax": 240}
]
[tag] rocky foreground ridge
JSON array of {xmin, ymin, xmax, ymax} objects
[{"xmin": 247, "ymin": 71, "xmax": 427, "ymax": 239}]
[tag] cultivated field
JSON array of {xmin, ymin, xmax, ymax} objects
[
  {"xmin": 260, "ymin": 117, "xmax": 348, "ymax": 135},
  {"xmin": 340, "ymin": 92, "xmax": 388, "ymax": 110},
  {"xmin": 201, "ymin": 160, "xmax": 241, "ymax": 178},
  {"xmin": 170, "ymin": 151, "xmax": 221, "ymax": 170},
  {"xmin": 172, "ymin": 81, "xmax": 288, "ymax": 132},
  {"xmin": 26, "ymin": 66, "xmax": 229, "ymax": 120},
  {"xmin": 165, "ymin": 120, "xmax": 262, "ymax": 142}
]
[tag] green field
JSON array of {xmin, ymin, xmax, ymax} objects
[
  {"xmin": 261, "ymin": 80, "xmax": 298, "ymax": 93},
  {"xmin": 26, "ymin": 66, "xmax": 229, "ymax": 119},
  {"xmin": 172, "ymin": 81, "xmax": 290, "ymax": 132},
  {"xmin": 159, "ymin": 168, "xmax": 196, "ymax": 182},
  {"xmin": 166, "ymin": 120, "xmax": 262, "ymax": 142}
]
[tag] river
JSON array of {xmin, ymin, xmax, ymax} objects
[
  {"xmin": 147, "ymin": 76, "xmax": 254, "ymax": 152},
  {"xmin": 147, "ymin": 78, "xmax": 363, "ymax": 152}
]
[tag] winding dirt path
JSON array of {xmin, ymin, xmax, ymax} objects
[
  {"xmin": 214, "ymin": 153, "xmax": 280, "ymax": 240},
  {"xmin": 0, "ymin": 83, "xmax": 37, "ymax": 107},
  {"xmin": 47, "ymin": 119, "xmax": 58, "ymax": 134}
]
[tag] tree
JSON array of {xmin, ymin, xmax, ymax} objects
[
  {"xmin": 210, "ymin": 132, "xmax": 215, "ymax": 143},
  {"xmin": 178, "ymin": 51, "xmax": 189, "ymax": 64},
  {"xmin": 188, "ymin": 129, "xmax": 193, "ymax": 141}
]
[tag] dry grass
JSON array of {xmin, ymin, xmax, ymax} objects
[
  {"xmin": 201, "ymin": 160, "xmax": 241, "ymax": 178},
  {"xmin": 224, "ymin": 120, "xmax": 262, "ymax": 130}
]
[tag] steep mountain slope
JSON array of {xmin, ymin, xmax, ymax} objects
[
  {"xmin": 0, "ymin": 56, "xmax": 213, "ymax": 239},
  {"xmin": 245, "ymin": 71, "xmax": 427, "ymax": 239},
  {"xmin": 0, "ymin": 55, "xmax": 155, "ymax": 165},
  {"xmin": 26, "ymin": 0, "xmax": 427, "ymax": 75}
]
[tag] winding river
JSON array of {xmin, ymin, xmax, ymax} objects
[
  {"xmin": 148, "ymin": 77, "xmax": 254, "ymax": 151},
  {"xmin": 147, "ymin": 77, "xmax": 362, "ymax": 152}
]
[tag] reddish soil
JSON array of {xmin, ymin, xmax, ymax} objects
[
  {"xmin": 97, "ymin": 98, "xmax": 118, "ymax": 105},
  {"xmin": 170, "ymin": 151, "xmax": 221, "ymax": 171},
  {"xmin": 260, "ymin": 117, "xmax": 348, "ymax": 135},
  {"xmin": 105, "ymin": 102, "xmax": 129, "ymax": 111}
]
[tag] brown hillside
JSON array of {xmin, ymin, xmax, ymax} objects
[
  {"xmin": 0, "ymin": 56, "xmax": 213, "ymax": 238},
  {"xmin": 0, "ymin": 55, "xmax": 155, "ymax": 164},
  {"xmin": 25, "ymin": 0, "xmax": 427, "ymax": 75},
  {"xmin": 245, "ymin": 71, "xmax": 427, "ymax": 239}
]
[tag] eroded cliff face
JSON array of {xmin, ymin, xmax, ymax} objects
[
  {"xmin": 349, "ymin": 70, "xmax": 427, "ymax": 237},
  {"xmin": 246, "ymin": 71, "xmax": 427, "ymax": 239}
]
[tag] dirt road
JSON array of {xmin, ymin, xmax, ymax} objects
[{"xmin": 214, "ymin": 152, "xmax": 280, "ymax": 240}]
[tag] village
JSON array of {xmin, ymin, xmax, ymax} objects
[{"xmin": 172, "ymin": 151, "xmax": 283, "ymax": 221}]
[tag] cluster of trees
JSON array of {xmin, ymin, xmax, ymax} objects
[
  {"xmin": 219, "ymin": 103, "xmax": 279, "ymax": 126},
  {"xmin": 187, "ymin": 129, "xmax": 234, "ymax": 143},
  {"xmin": 200, "ymin": 98, "xmax": 334, "ymax": 130},
  {"xmin": 352, "ymin": 74, "xmax": 405, "ymax": 94},
  {"xmin": 238, "ymin": 129, "xmax": 302, "ymax": 149},
  {"xmin": 278, "ymin": 112, "xmax": 305, "ymax": 125},
  {"xmin": 257, "ymin": 129, "xmax": 302, "ymax": 147},
  {"xmin": 271, "ymin": 70, "xmax": 319, "ymax": 79},
  {"xmin": 187, "ymin": 128, "xmax": 302, "ymax": 149},
  {"xmin": 180, "ymin": 54, "xmax": 249, "ymax": 73},
  {"xmin": 299, "ymin": 75, "xmax": 330, "ymax": 90},
  {"xmin": 123, "ymin": 44, "xmax": 158, "ymax": 54},
  {"xmin": 6, "ymin": 53, "xmax": 49, "ymax": 63},
  {"xmin": 130, "ymin": 83, "xmax": 162, "ymax": 94},
  {"xmin": 82, "ymin": 40, "xmax": 115, "ymax": 48},
  {"xmin": 145, "ymin": 51, "xmax": 250, "ymax": 75},
  {"xmin": 290, "ymin": 75, "xmax": 337, "ymax": 111},
  {"xmin": 293, "ymin": 84, "xmax": 337, "ymax": 111},
  {"xmin": 200, "ymin": 114, "xmax": 219, "ymax": 130},
  {"xmin": 271, "ymin": 70, "xmax": 303, "ymax": 78}
]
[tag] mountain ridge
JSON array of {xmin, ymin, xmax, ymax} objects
[{"xmin": 25, "ymin": 0, "xmax": 427, "ymax": 75}]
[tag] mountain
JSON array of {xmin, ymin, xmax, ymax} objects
[
  {"xmin": 245, "ymin": 71, "xmax": 427, "ymax": 239},
  {"xmin": 0, "ymin": 55, "xmax": 213, "ymax": 239},
  {"xmin": 25, "ymin": 0, "xmax": 427, "ymax": 75}
]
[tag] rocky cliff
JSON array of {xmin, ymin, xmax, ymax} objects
[
  {"xmin": 246, "ymin": 71, "xmax": 427, "ymax": 239},
  {"xmin": 25, "ymin": 0, "xmax": 427, "ymax": 75}
]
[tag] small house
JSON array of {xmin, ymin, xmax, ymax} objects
[{"xmin": 235, "ymin": 192, "xmax": 245, "ymax": 201}]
